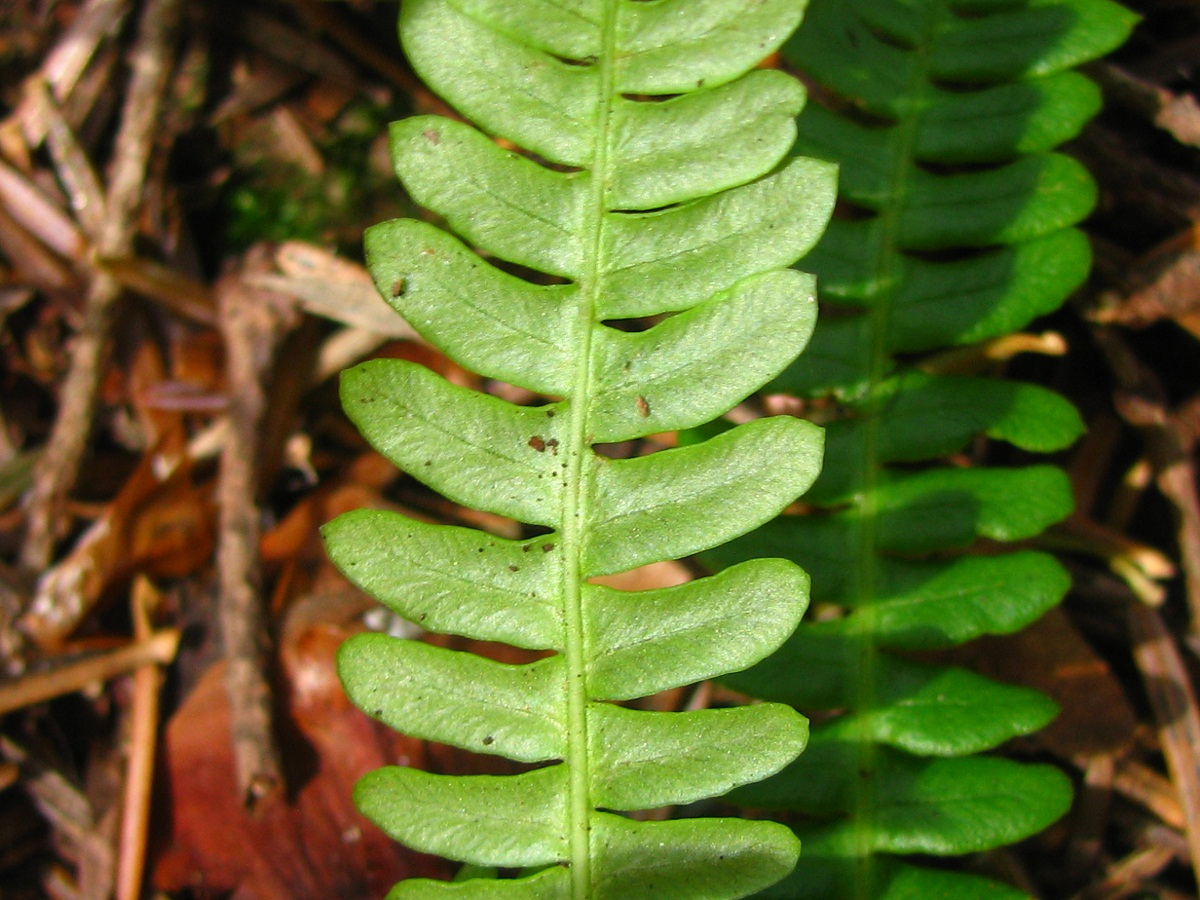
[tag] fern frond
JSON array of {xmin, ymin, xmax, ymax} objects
[
  {"xmin": 702, "ymin": 1, "xmax": 1137, "ymax": 897},
  {"xmin": 323, "ymin": 0, "xmax": 835, "ymax": 896}
]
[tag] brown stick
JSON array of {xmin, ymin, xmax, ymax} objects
[
  {"xmin": 115, "ymin": 578, "xmax": 166, "ymax": 900},
  {"xmin": 20, "ymin": 0, "xmax": 181, "ymax": 573},
  {"xmin": 215, "ymin": 248, "xmax": 298, "ymax": 807},
  {"xmin": 0, "ymin": 630, "xmax": 180, "ymax": 716},
  {"xmin": 0, "ymin": 156, "xmax": 88, "ymax": 260},
  {"xmin": 37, "ymin": 0, "xmax": 127, "ymax": 105},
  {"xmin": 5, "ymin": 0, "xmax": 128, "ymax": 156},
  {"xmin": 29, "ymin": 78, "xmax": 108, "ymax": 243}
]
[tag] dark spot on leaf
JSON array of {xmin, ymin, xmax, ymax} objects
[
  {"xmin": 390, "ymin": 278, "xmax": 405, "ymax": 298},
  {"xmin": 636, "ymin": 395, "xmax": 650, "ymax": 417},
  {"xmin": 541, "ymin": 543, "xmax": 554, "ymax": 553},
  {"xmin": 423, "ymin": 128, "xmax": 440, "ymax": 144},
  {"xmin": 419, "ymin": 614, "xmax": 427, "ymax": 621},
  {"xmin": 545, "ymin": 409, "xmax": 555, "ymax": 418},
  {"xmin": 508, "ymin": 565, "xmax": 519, "ymax": 572},
  {"xmin": 424, "ymin": 460, "xmax": 432, "ymax": 466},
  {"xmin": 529, "ymin": 435, "xmax": 546, "ymax": 452},
  {"xmin": 523, "ymin": 544, "xmax": 532, "ymax": 552},
  {"xmin": 478, "ymin": 547, "xmax": 485, "ymax": 553},
  {"xmin": 482, "ymin": 735, "xmax": 494, "ymax": 745},
  {"xmin": 374, "ymin": 709, "xmax": 384, "ymax": 718}
]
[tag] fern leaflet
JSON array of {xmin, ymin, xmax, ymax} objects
[
  {"xmin": 323, "ymin": 0, "xmax": 836, "ymax": 896},
  {"xmin": 702, "ymin": 0, "xmax": 1137, "ymax": 897}
]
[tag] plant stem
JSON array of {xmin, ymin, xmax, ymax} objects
[
  {"xmin": 849, "ymin": 8, "xmax": 940, "ymax": 897},
  {"xmin": 562, "ymin": 2, "xmax": 619, "ymax": 895}
]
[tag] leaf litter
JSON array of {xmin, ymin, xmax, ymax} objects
[{"xmin": 0, "ymin": 0, "xmax": 1198, "ymax": 897}]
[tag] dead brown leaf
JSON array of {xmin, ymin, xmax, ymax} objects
[{"xmin": 151, "ymin": 595, "xmax": 453, "ymax": 899}]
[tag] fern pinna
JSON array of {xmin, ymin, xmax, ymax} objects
[
  {"xmin": 322, "ymin": 0, "xmax": 836, "ymax": 896},
  {"xmin": 703, "ymin": 1, "xmax": 1137, "ymax": 898}
]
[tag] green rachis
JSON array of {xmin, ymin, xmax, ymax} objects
[{"xmin": 324, "ymin": 0, "xmax": 836, "ymax": 896}]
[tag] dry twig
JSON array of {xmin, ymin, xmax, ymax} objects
[
  {"xmin": 0, "ymin": 630, "xmax": 179, "ymax": 716},
  {"xmin": 115, "ymin": 578, "xmax": 167, "ymax": 900},
  {"xmin": 1129, "ymin": 604, "xmax": 1200, "ymax": 888},
  {"xmin": 1094, "ymin": 328, "xmax": 1200, "ymax": 640},
  {"xmin": 215, "ymin": 247, "xmax": 299, "ymax": 806},
  {"xmin": 20, "ymin": 0, "xmax": 181, "ymax": 573},
  {"xmin": 0, "ymin": 736, "xmax": 114, "ymax": 896}
]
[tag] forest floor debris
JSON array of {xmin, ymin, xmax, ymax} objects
[{"xmin": 0, "ymin": 1, "xmax": 1199, "ymax": 897}]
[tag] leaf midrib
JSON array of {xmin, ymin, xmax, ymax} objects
[
  {"xmin": 561, "ymin": 3, "xmax": 619, "ymax": 896},
  {"xmin": 848, "ymin": 8, "xmax": 944, "ymax": 900}
]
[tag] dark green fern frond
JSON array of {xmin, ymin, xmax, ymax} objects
[{"xmin": 703, "ymin": 1, "xmax": 1137, "ymax": 897}]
